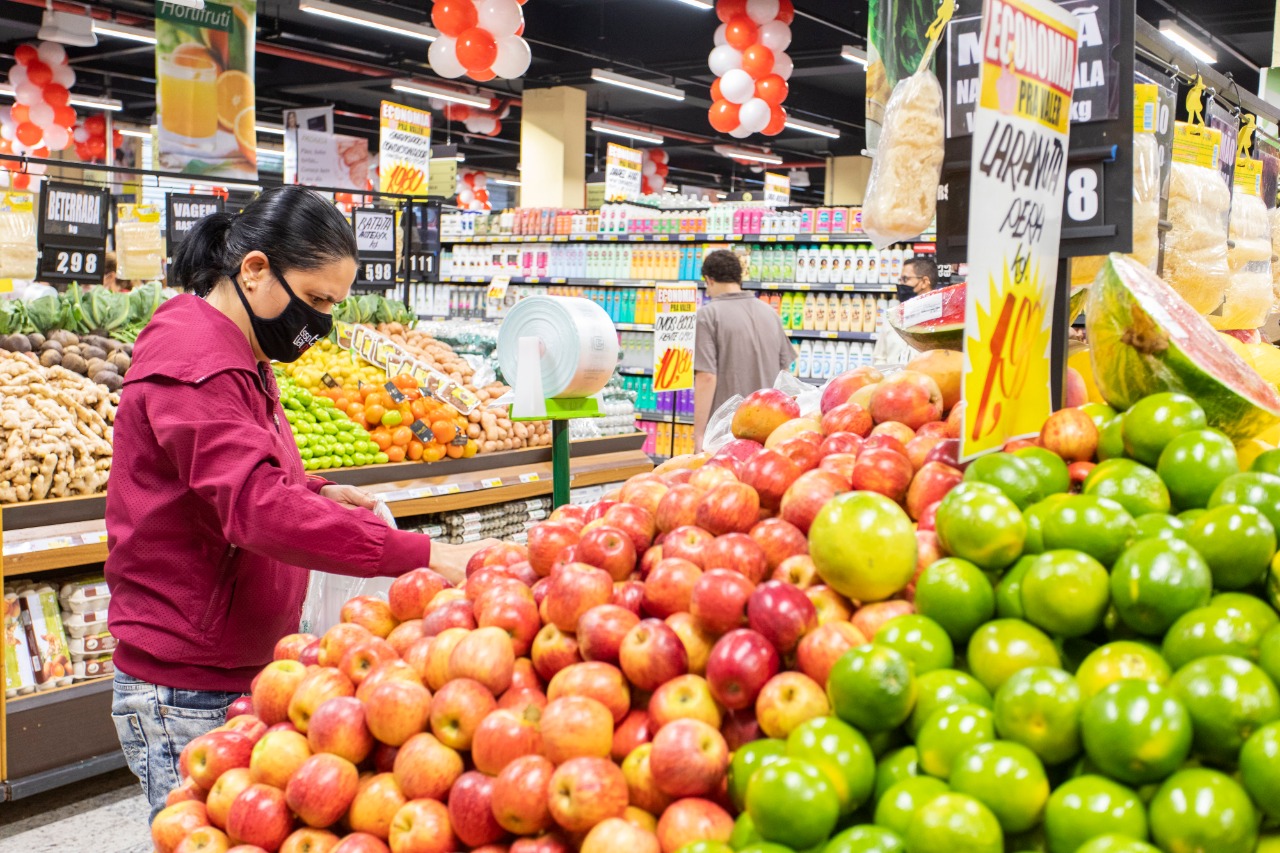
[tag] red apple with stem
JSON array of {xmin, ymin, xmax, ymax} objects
[
  {"xmin": 531, "ymin": 623, "xmax": 583, "ymax": 682},
  {"xmin": 619, "ymin": 618, "xmax": 689, "ymax": 691},
  {"xmin": 704, "ymin": 629, "xmax": 780, "ymax": 710},
  {"xmin": 648, "ymin": 674, "xmax": 722, "ymax": 729},
  {"xmin": 393, "ymin": 732, "xmax": 464, "ymax": 802},
  {"xmin": 546, "ymin": 757, "xmax": 629, "ymax": 833},
  {"xmin": 577, "ymin": 604, "xmax": 640, "ymax": 665},
  {"xmin": 428, "ymin": 678, "xmax": 496, "ymax": 751},
  {"xmin": 471, "ymin": 707, "xmax": 543, "ymax": 775},
  {"xmin": 662, "ymin": 526, "xmax": 714, "ymax": 568},
  {"xmin": 649, "ymin": 719, "xmax": 729, "ymax": 798},
  {"xmin": 576, "ymin": 525, "xmax": 639, "ymax": 582},
  {"xmin": 448, "ymin": 771, "xmax": 507, "ymax": 848},
  {"xmin": 689, "ymin": 569, "xmax": 755, "ymax": 636},
  {"xmin": 387, "ymin": 798, "xmax": 455, "ymax": 853}
]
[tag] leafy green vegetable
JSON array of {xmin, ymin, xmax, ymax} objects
[
  {"xmin": 78, "ymin": 286, "xmax": 130, "ymax": 334},
  {"xmin": 0, "ymin": 301, "xmax": 27, "ymax": 336},
  {"xmin": 127, "ymin": 281, "xmax": 163, "ymax": 327},
  {"xmin": 24, "ymin": 293, "xmax": 66, "ymax": 334}
]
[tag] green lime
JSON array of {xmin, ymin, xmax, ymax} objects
[
  {"xmin": 1080, "ymin": 680, "xmax": 1192, "ymax": 785},
  {"xmin": 1209, "ymin": 592, "xmax": 1280, "ymax": 631},
  {"xmin": 967, "ymin": 620, "xmax": 1061, "ymax": 694},
  {"xmin": 873, "ymin": 777, "xmax": 950, "ymax": 839},
  {"xmin": 1260, "ymin": 624, "xmax": 1280, "ymax": 687},
  {"xmin": 964, "ymin": 453, "xmax": 1044, "ymax": 510},
  {"xmin": 1098, "ymin": 415, "xmax": 1127, "ymax": 461},
  {"xmin": 824, "ymin": 826, "xmax": 905, "ymax": 853},
  {"xmin": 874, "ymin": 746, "xmax": 920, "ymax": 802},
  {"xmin": 1043, "ymin": 776, "xmax": 1148, "ymax": 853},
  {"xmin": 1156, "ymin": 429, "xmax": 1239, "ymax": 510},
  {"xmin": 729, "ymin": 738, "xmax": 788, "ymax": 811},
  {"xmin": 1184, "ymin": 504, "xmax": 1277, "ymax": 590},
  {"xmin": 935, "ymin": 484, "xmax": 1027, "ymax": 571},
  {"xmin": 993, "ymin": 667, "xmax": 1082, "ymax": 765},
  {"xmin": 827, "ymin": 645, "xmax": 917, "ymax": 734},
  {"xmin": 1022, "ymin": 495, "xmax": 1073, "ymax": 558},
  {"xmin": 904, "ymin": 793, "xmax": 1003, "ymax": 853},
  {"xmin": 995, "ymin": 557, "xmax": 1034, "ymax": 619},
  {"xmin": 746, "ymin": 757, "xmax": 841, "ymax": 850},
  {"xmin": 1122, "ymin": 393, "xmax": 1207, "ymax": 466},
  {"xmin": 1040, "ymin": 495, "xmax": 1135, "ymax": 567},
  {"xmin": 1149, "ymin": 768, "xmax": 1258, "ymax": 853},
  {"xmin": 1080, "ymin": 403, "xmax": 1118, "ymax": 429},
  {"xmin": 1084, "ymin": 459, "xmax": 1172, "ymax": 518},
  {"xmin": 1209, "ymin": 471, "xmax": 1280, "ymax": 533},
  {"xmin": 1239, "ymin": 721, "xmax": 1280, "ymax": 823},
  {"xmin": 875, "ymin": 615, "xmax": 955, "ymax": 675},
  {"xmin": 1014, "ymin": 447, "xmax": 1072, "ymax": 499},
  {"xmin": 1162, "ymin": 605, "xmax": 1272, "ymax": 670},
  {"xmin": 1127, "ymin": 513, "xmax": 1185, "ymax": 545},
  {"xmin": 732, "ymin": 813, "xmax": 765, "ymax": 849},
  {"xmin": 908, "ymin": 670, "xmax": 993, "ymax": 739},
  {"xmin": 1249, "ymin": 448, "xmax": 1280, "ymax": 477},
  {"xmin": 1170, "ymin": 654, "xmax": 1280, "ymax": 766},
  {"xmin": 916, "ymin": 704, "xmax": 995, "ymax": 780},
  {"xmin": 949, "ymin": 741, "xmax": 1049, "ymax": 833},
  {"xmin": 1109, "ymin": 538, "xmax": 1212, "ymax": 637},
  {"xmin": 1020, "ymin": 550, "xmax": 1110, "ymax": 638},
  {"xmin": 1074, "ymin": 641, "xmax": 1171, "ymax": 700},
  {"xmin": 678, "ymin": 843, "xmax": 735, "ymax": 853},
  {"xmin": 913, "ymin": 559, "xmax": 995, "ymax": 645},
  {"xmin": 786, "ymin": 717, "xmax": 875, "ymax": 815},
  {"xmin": 1074, "ymin": 836, "xmax": 1159, "ymax": 853}
]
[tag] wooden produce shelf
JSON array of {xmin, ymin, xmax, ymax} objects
[{"xmin": 2, "ymin": 520, "xmax": 108, "ymax": 577}]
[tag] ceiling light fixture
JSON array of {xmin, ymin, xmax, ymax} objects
[
  {"xmin": 664, "ymin": 185, "xmax": 680, "ymax": 193},
  {"xmin": 841, "ymin": 45, "xmax": 869, "ymax": 66},
  {"xmin": 117, "ymin": 127, "xmax": 151, "ymax": 139},
  {"xmin": 716, "ymin": 192, "xmax": 728, "ymax": 199},
  {"xmin": 783, "ymin": 117, "xmax": 841, "ymax": 139},
  {"xmin": 300, "ymin": 1, "xmax": 438, "ymax": 42},
  {"xmin": 714, "ymin": 144, "xmax": 783, "ymax": 165},
  {"xmin": 93, "ymin": 20, "xmax": 156, "ymax": 44},
  {"xmin": 591, "ymin": 69, "xmax": 685, "ymax": 102},
  {"xmin": 491, "ymin": 178, "xmax": 521, "ymax": 186},
  {"xmin": 38, "ymin": 10, "xmax": 97, "ymax": 46},
  {"xmin": 0, "ymin": 83, "xmax": 123, "ymax": 111},
  {"xmin": 431, "ymin": 144, "xmax": 466, "ymax": 162},
  {"xmin": 392, "ymin": 78, "xmax": 492, "ymax": 108},
  {"xmin": 668, "ymin": 0, "xmax": 714, "ymax": 8},
  {"xmin": 592, "ymin": 120, "xmax": 665, "ymax": 145},
  {"xmin": 1158, "ymin": 20, "xmax": 1217, "ymax": 64},
  {"xmin": 255, "ymin": 122, "xmax": 285, "ymax": 135}
]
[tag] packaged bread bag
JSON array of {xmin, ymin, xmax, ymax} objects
[
  {"xmin": 1213, "ymin": 154, "xmax": 1273, "ymax": 330},
  {"xmin": 1164, "ymin": 119, "xmax": 1231, "ymax": 315}
]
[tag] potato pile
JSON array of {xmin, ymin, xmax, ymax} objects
[
  {"xmin": 0, "ymin": 351, "xmax": 116, "ymax": 503},
  {"xmin": 0, "ymin": 330, "xmax": 131, "ymax": 393},
  {"xmin": 377, "ymin": 322, "xmax": 475, "ymax": 386}
]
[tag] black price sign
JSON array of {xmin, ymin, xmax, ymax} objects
[
  {"xmin": 166, "ymin": 193, "xmax": 224, "ymax": 255},
  {"xmin": 404, "ymin": 199, "xmax": 440, "ymax": 283},
  {"xmin": 353, "ymin": 207, "xmax": 396, "ymax": 288},
  {"xmin": 38, "ymin": 182, "xmax": 110, "ymax": 283},
  {"xmin": 407, "ymin": 251, "xmax": 435, "ymax": 279}
]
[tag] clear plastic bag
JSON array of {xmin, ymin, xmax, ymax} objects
[
  {"xmin": 1214, "ymin": 192, "xmax": 1274, "ymax": 330},
  {"xmin": 861, "ymin": 69, "xmax": 945, "ymax": 250},
  {"xmin": 702, "ymin": 371, "xmax": 819, "ymax": 453},
  {"xmin": 1074, "ymin": 133, "xmax": 1162, "ymax": 287},
  {"xmin": 0, "ymin": 194, "xmax": 37, "ymax": 280},
  {"xmin": 1270, "ymin": 207, "xmax": 1280, "ymax": 304},
  {"xmin": 1165, "ymin": 161, "xmax": 1231, "ymax": 315},
  {"xmin": 300, "ymin": 500, "xmax": 399, "ymax": 634}
]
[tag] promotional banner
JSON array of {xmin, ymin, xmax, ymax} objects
[
  {"xmin": 296, "ymin": 131, "xmax": 370, "ymax": 190},
  {"xmin": 763, "ymin": 172, "xmax": 791, "ymax": 204},
  {"xmin": 604, "ymin": 143, "xmax": 643, "ymax": 202},
  {"xmin": 653, "ymin": 283, "xmax": 698, "ymax": 393},
  {"xmin": 154, "ymin": 0, "xmax": 257, "ymax": 180},
  {"xmin": 284, "ymin": 106, "xmax": 333, "ymax": 184},
  {"xmin": 961, "ymin": 0, "xmax": 1079, "ymax": 459},
  {"xmin": 379, "ymin": 101, "xmax": 432, "ymax": 195}
]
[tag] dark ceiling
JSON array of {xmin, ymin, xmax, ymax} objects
[{"xmin": 0, "ymin": 0, "xmax": 1274, "ymax": 197}]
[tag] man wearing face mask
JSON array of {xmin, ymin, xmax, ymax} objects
[
  {"xmin": 872, "ymin": 255, "xmax": 939, "ymax": 365},
  {"xmin": 104, "ymin": 188, "xmax": 494, "ymax": 818}
]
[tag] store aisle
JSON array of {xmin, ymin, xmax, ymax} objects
[{"xmin": 0, "ymin": 768, "xmax": 150, "ymax": 852}]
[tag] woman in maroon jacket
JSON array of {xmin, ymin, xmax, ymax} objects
[{"xmin": 105, "ymin": 187, "xmax": 487, "ymax": 816}]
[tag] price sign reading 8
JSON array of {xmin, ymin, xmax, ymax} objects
[
  {"xmin": 41, "ymin": 247, "xmax": 104, "ymax": 282},
  {"xmin": 57, "ymin": 250, "xmax": 99, "ymax": 275},
  {"xmin": 1066, "ymin": 166, "xmax": 1100, "ymax": 223}
]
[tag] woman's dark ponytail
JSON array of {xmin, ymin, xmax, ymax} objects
[{"xmin": 170, "ymin": 186, "xmax": 358, "ymax": 297}]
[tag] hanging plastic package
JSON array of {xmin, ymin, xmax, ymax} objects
[
  {"xmin": 0, "ymin": 192, "xmax": 38, "ymax": 280},
  {"xmin": 300, "ymin": 499, "xmax": 400, "ymax": 635},
  {"xmin": 1270, "ymin": 207, "xmax": 1280, "ymax": 303},
  {"xmin": 1217, "ymin": 120, "xmax": 1273, "ymax": 331},
  {"xmin": 860, "ymin": 0, "xmax": 951, "ymax": 250},
  {"xmin": 115, "ymin": 203, "xmax": 163, "ymax": 282}
]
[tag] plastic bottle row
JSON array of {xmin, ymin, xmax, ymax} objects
[
  {"xmin": 793, "ymin": 340, "xmax": 877, "ymax": 382},
  {"xmin": 759, "ymin": 291, "xmax": 895, "ymax": 334},
  {"xmin": 639, "ymin": 421, "xmax": 696, "ymax": 459},
  {"xmin": 621, "ymin": 375, "xmax": 695, "ymax": 419},
  {"xmin": 441, "ymin": 244, "xmax": 708, "ymax": 282},
  {"xmin": 743, "ymin": 244, "xmax": 917, "ymax": 285},
  {"xmin": 408, "ymin": 282, "xmax": 490, "ymax": 320}
]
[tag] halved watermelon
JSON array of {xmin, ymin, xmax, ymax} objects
[
  {"xmin": 886, "ymin": 281, "xmax": 1090, "ymax": 352},
  {"xmin": 1086, "ymin": 254, "xmax": 1280, "ymax": 440}
]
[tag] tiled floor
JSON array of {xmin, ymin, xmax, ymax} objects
[{"xmin": 0, "ymin": 768, "xmax": 151, "ymax": 852}]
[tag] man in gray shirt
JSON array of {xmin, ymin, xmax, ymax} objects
[{"xmin": 693, "ymin": 249, "xmax": 797, "ymax": 450}]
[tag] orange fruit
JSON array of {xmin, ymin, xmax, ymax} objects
[
  {"xmin": 218, "ymin": 70, "xmax": 254, "ymax": 129},
  {"xmin": 234, "ymin": 107, "xmax": 256, "ymax": 166}
]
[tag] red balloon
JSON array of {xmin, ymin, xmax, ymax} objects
[
  {"xmin": 725, "ymin": 14, "xmax": 759, "ymax": 50},
  {"xmin": 464, "ymin": 172, "xmax": 476, "ymax": 186},
  {"xmin": 655, "ymin": 163, "xmax": 669, "ymax": 177},
  {"xmin": 710, "ymin": 78, "xmax": 723, "ymax": 102},
  {"xmin": 85, "ymin": 136, "xmax": 105, "ymax": 157},
  {"xmin": 432, "ymin": 0, "xmax": 479, "ymax": 37},
  {"xmin": 85, "ymin": 115, "xmax": 107, "ymax": 136},
  {"xmin": 74, "ymin": 142, "xmax": 91, "ymax": 160},
  {"xmin": 15, "ymin": 122, "xmax": 42, "ymax": 147},
  {"xmin": 516, "ymin": 23, "xmax": 524, "ymax": 35},
  {"xmin": 709, "ymin": 99, "xmax": 741, "ymax": 133},
  {"xmin": 445, "ymin": 104, "xmax": 472, "ymax": 121},
  {"xmin": 755, "ymin": 73, "xmax": 788, "ymax": 105},
  {"xmin": 0, "ymin": 158, "xmax": 17, "ymax": 172},
  {"xmin": 763, "ymin": 105, "xmax": 787, "ymax": 136},
  {"xmin": 469, "ymin": 67, "xmax": 496, "ymax": 82},
  {"xmin": 112, "ymin": 130, "xmax": 123, "ymax": 148},
  {"xmin": 53, "ymin": 105, "xmax": 76, "ymax": 128},
  {"xmin": 25, "ymin": 61, "xmax": 51, "ymax": 87},
  {"xmin": 9, "ymin": 104, "xmax": 29, "ymax": 125},
  {"xmin": 12, "ymin": 173, "xmax": 30, "ymax": 190},
  {"xmin": 14, "ymin": 44, "xmax": 37, "ymax": 66},
  {"xmin": 716, "ymin": 0, "xmax": 747, "ymax": 24},
  {"xmin": 742, "ymin": 44, "xmax": 775, "ymax": 78},
  {"xmin": 42, "ymin": 84, "xmax": 69, "ymax": 107},
  {"xmin": 777, "ymin": 0, "xmax": 795, "ymax": 24},
  {"xmin": 486, "ymin": 124, "xmax": 502, "ymax": 137},
  {"xmin": 456, "ymin": 27, "xmax": 498, "ymax": 73},
  {"xmin": 474, "ymin": 188, "xmax": 490, "ymax": 203}
]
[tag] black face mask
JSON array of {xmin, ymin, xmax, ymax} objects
[
  {"xmin": 896, "ymin": 284, "xmax": 917, "ymax": 303},
  {"xmin": 231, "ymin": 268, "xmax": 332, "ymax": 363}
]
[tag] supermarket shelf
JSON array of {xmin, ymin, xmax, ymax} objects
[
  {"xmin": 436, "ymin": 275, "xmax": 704, "ymax": 289},
  {"xmin": 638, "ymin": 413, "xmax": 695, "ymax": 426},
  {"xmin": 3, "ymin": 675, "xmax": 120, "ymax": 799},
  {"xmin": 618, "ymin": 367, "xmax": 654, "ymax": 376},
  {"xmin": 6, "ymin": 675, "xmax": 113, "ymax": 710},
  {"xmin": 615, "ymin": 322, "xmax": 653, "ymax": 331},
  {"xmin": 4, "ymin": 750, "xmax": 126, "ymax": 802},
  {"xmin": 443, "ymin": 233, "xmax": 876, "ymax": 245},
  {"xmin": 416, "ymin": 313, "xmax": 497, "ymax": 324},
  {"xmin": 2, "ymin": 520, "xmax": 108, "ymax": 576},
  {"xmin": 787, "ymin": 330, "xmax": 876, "ymax": 341},
  {"xmin": 744, "ymin": 282, "xmax": 899, "ymax": 294}
]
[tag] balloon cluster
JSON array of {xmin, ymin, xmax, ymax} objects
[
  {"xmin": 429, "ymin": 0, "xmax": 532, "ymax": 82},
  {"xmin": 457, "ymin": 168, "xmax": 491, "ymax": 211},
  {"xmin": 0, "ymin": 40, "xmax": 78, "ymax": 179},
  {"xmin": 641, "ymin": 148, "xmax": 670, "ymax": 195},
  {"xmin": 72, "ymin": 115, "xmax": 119, "ymax": 164},
  {"xmin": 707, "ymin": 0, "xmax": 795, "ymax": 138},
  {"xmin": 438, "ymin": 101, "xmax": 506, "ymax": 138}
]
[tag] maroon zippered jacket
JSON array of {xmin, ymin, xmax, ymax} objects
[{"xmin": 105, "ymin": 294, "xmax": 430, "ymax": 692}]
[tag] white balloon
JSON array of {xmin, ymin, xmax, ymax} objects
[
  {"xmin": 708, "ymin": 44, "xmax": 744, "ymax": 77},
  {"xmin": 773, "ymin": 51, "xmax": 794, "ymax": 81},
  {"xmin": 429, "ymin": 37, "xmax": 467, "ymax": 79},
  {"xmin": 73, "ymin": 125, "xmax": 89, "ymax": 143},
  {"xmin": 491, "ymin": 35, "xmax": 531, "ymax": 79},
  {"xmin": 475, "ymin": 0, "xmax": 523, "ymax": 37},
  {"xmin": 53, "ymin": 65, "xmax": 74, "ymax": 88},
  {"xmin": 739, "ymin": 97, "xmax": 771, "ymax": 134},
  {"xmin": 719, "ymin": 68, "xmax": 755, "ymax": 105},
  {"xmin": 729, "ymin": 124, "xmax": 753, "ymax": 139},
  {"xmin": 643, "ymin": 159, "xmax": 658, "ymax": 177},
  {"xmin": 745, "ymin": 0, "xmax": 780, "ymax": 25},
  {"xmin": 459, "ymin": 188, "xmax": 475, "ymax": 204},
  {"xmin": 470, "ymin": 200, "xmax": 487, "ymax": 211},
  {"xmin": 42, "ymin": 124, "xmax": 69, "ymax": 151},
  {"xmin": 757, "ymin": 21, "xmax": 791, "ymax": 52},
  {"xmin": 464, "ymin": 116, "xmax": 486, "ymax": 134},
  {"xmin": 37, "ymin": 42, "xmax": 67, "ymax": 67},
  {"xmin": 0, "ymin": 124, "xmax": 12, "ymax": 142},
  {"xmin": 474, "ymin": 173, "xmax": 488, "ymax": 188},
  {"xmin": 0, "ymin": 107, "xmax": 12, "ymax": 128},
  {"xmin": 713, "ymin": 23, "xmax": 728, "ymax": 47},
  {"xmin": 28, "ymin": 102, "xmax": 54, "ymax": 127},
  {"xmin": 8, "ymin": 65, "xmax": 27, "ymax": 88},
  {"xmin": 28, "ymin": 160, "xmax": 47, "ymax": 175},
  {"xmin": 15, "ymin": 83, "xmax": 42, "ymax": 106}
]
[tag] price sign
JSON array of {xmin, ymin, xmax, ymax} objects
[
  {"xmin": 653, "ymin": 283, "xmax": 698, "ymax": 392},
  {"xmin": 38, "ymin": 182, "xmax": 109, "ymax": 284},
  {"xmin": 404, "ymin": 199, "xmax": 440, "ymax": 283},
  {"xmin": 605, "ymin": 142, "xmax": 643, "ymax": 202},
  {"xmin": 763, "ymin": 172, "xmax": 791, "ymax": 204},
  {"xmin": 487, "ymin": 274, "xmax": 512, "ymax": 301},
  {"xmin": 166, "ymin": 193, "xmax": 224, "ymax": 256},
  {"xmin": 353, "ymin": 207, "xmax": 396, "ymax": 288}
]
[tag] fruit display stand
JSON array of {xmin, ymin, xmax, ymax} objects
[{"xmin": 0, "ymin": 433, "xmax": 650, "ymax": 801}]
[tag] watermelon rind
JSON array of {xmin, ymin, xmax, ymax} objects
[
  {"xmin": 886, "ymin": 282, "xmax": 965, "ymax": 351},
  {"xmin": 1085, "ymin": 254, "xmax": 1280, "ymax": 440}
]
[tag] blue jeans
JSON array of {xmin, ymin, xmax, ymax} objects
[{"xmin": 110, "ymin": 670, "xmax": 242, "ymax": 821}]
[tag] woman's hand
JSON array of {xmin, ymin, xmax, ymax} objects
[
  {"xmin": 319, "ymin": 484, "xmax": 379, "ymax": 511},
  {"xmin": 428, "ymin": 539, "xmax": 502, "ymax": 585}
]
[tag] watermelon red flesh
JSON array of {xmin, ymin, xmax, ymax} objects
[
  {"xmin": 886, "ymin": 282, "xmax": 1088, "ymax": 353},
  {"xmin": 1085, "ymin": 254, "xmax": 1280, "ymax": 441}
]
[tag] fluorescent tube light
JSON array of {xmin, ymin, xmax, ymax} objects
[
  {"xmin": 668, "ymin": 0, "xmax": 713, "ymax": 8},
  {"xmin": 491, "ymin": 178, "xmax": 521, "ymax": 186},
  {"xmin": 783, "ymin": 117, "xmax": 841, "ymax": 139},
  {"xmin": 1158, "ymin": 21, "xmax": 1217, "ymax": 64},
  {"xmin": 592, "ymin": 120, "xmax": 664, "ymax": 145},
  {"xmin": 841, "ymin": 45, "xmax": 869, "ymax": 66},
  {"xmin": 716, "ymin": 193, "xmax": 728, "ymax": 199},
  {"xmin": 591, "ymin": 69, "xmax": 685, "ymax": 102},
  {"xmin": 714, "ymin": 145, "xmax": 783, "ymax": 165},
  {"xmin": 664, "ymin": 186, "xmax": 679, "ymax": 193},
  {"xmin": 392, "ymin": 78, "xmax": 492, "ymax": 108},
  {"xmin": 94, "ymin": 20, "xmax": 156, "ymax": 44},
  {"xmin": 255, "ymin": 123, "xmax": 285, "ymax": 135},
  {"xmin": 300, "ymin": 1, "xmax": 438, "ymax": 41},
  {"xmin": 117, "ymin": 127, "xmax": 151, "ymax": 139},
  {"xmin": 0, "ymin": 83, "xmax": 123, "ymax": 111}
]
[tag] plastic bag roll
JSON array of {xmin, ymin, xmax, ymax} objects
[{"xmin": 497, "ymin": 296, "xmax": 618, "ymax": 398}]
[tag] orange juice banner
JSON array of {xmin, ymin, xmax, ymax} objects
[
  {"xmin": 961, "ymin": 0, "xmax": 1078, "ymax": 460},
  {"xmin": 379, "ymin": 101, "xmax": 432, "ymax": 195},
  {"xmin": 335, "ymin": 322, "xmax": 480, "ymax": 415},
  {"xmin": 155, "ymin": 0, "xmax": 257, "ymax": 180},
  {"xmin": 653, "ymin": 283, "xmax": 697, "ymax": 392}
]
